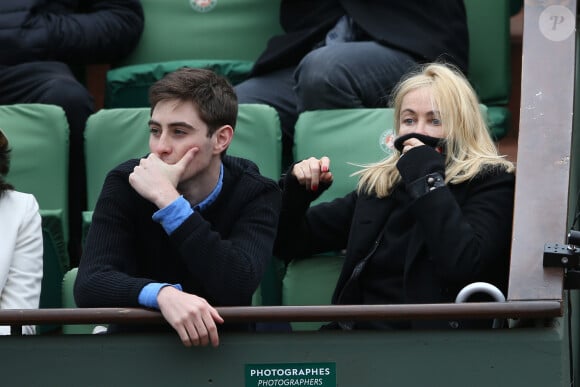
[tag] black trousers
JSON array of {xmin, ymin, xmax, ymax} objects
[{"xmin": 0, "ymin": 61, "xmax": 95, "ymax": 266}]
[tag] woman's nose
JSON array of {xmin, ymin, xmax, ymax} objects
[{"xmin": 415, "ymin": 120, "xmax": 428, "ymax": 135}]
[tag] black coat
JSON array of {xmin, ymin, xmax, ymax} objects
[
  {"xmin": 275, "ymin": 167, "xmax": 515, "ymax": 329},
  {"xmin": 0, "ymin": 0, "xmax": 144, "ymax": 65},
  {"xmin": 252, "ymin": 0, "xmax": 469, "ymax": 75}
]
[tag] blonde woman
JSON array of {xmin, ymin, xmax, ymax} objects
[
  {"xmin": 0, "ymin": 129, "xmax": 43, "ymax": 335},
  {"xmin": 274, "ymin": 63, "xmax": 515, "ymax": 330}
]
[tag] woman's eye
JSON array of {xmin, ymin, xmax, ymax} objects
[
  {"xmin": 402, "ymin": 118, "xmax": 414, "ymax": 125},
  {"xmin": 432, "ymin": 118, "xmax": 442, "ymax": 125}
]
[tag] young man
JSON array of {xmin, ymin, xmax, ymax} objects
[{"xmin": 74, "ymin": 68, "xmax": 282, "ymax": 347}]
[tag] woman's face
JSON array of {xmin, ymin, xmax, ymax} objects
[{"xmin": 398, "ymin": 87, "xmax": 445, "ymax": 139}]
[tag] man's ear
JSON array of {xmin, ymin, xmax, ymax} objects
[{"xmin": 213, "ymin": 125, "xmax": 234, "ymax": 154}]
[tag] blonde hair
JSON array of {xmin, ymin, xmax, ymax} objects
[{"xmin": 356, "ymin": 63, "xmax": 514, "ymax": 198}]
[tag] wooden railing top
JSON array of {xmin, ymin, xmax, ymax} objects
[{"xmin": 0, "ymin": 301, "xmax": 562, "ymax": 331}]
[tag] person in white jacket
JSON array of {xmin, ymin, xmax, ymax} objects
[{"xmin": 0, "ymin": 129, "xmax": 43, "ymax": 335}]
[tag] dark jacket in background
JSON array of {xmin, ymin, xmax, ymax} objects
[
  {"xmin": 0, "ymin": 0, "xmax": 144, "ymax": 65},
  {"xmin": 252, "ymin": 0, "xmax": 469, "ymax": 76}
]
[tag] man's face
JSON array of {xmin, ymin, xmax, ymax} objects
[{"xmin": 148, "ymin": 99, "xmax": 216, "ymax": 183}]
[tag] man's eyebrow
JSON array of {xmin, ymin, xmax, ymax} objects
[{"xmin": 148, "ymin": 120, "xmax": 195, "ymax": 129}]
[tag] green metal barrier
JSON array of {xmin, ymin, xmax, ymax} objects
[{"xmin": 0, "ymin": 321, "xmax": 571, "ymax": 386}]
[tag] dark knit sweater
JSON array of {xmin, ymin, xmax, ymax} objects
[{"xmin": 75, "ymin": 156, "xmax": 282, "ymax": 314}]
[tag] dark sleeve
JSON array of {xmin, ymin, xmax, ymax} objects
[
  {"xmin": 41, "ymin": 0, "xmax": 144, "ymax": 63},
  {"xmin": 411, "ymin": 168, "xmax": 515, "ymax": 285},
  {"xmin": 274, "ymin": 170, "xmax": 355, "ymax": 261},
  {"xmin": 74, "ymin": 166, "xmax": 155, "ymax": 308},
  {"xmin": 169, "ymin": 176, "xmax": 282, "ymax": 305},
  {"xmin": 396, "ymin": 145, "xmax": 446, "ymax": 199}
]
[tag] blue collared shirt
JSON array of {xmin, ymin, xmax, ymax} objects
[{"xmin": 138, "ymin": 163, "xmax": 224, "ymax": 309}]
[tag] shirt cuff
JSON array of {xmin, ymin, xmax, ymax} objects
[
  {"xmin": 138, "ymin": 283, "xmax": 183, "ymax": 309},
  {"xmin": 152, "ymin": 195, "xmax": 193, "ymax": 234}
]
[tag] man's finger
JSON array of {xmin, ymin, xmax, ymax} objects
[
  {"xmin": 199, "ymin": 314, "xmax": 219, "ymax": 347},
  {"xmin": 186, "ymin": 321, "xmax": 202, "ymax": 347},
  {"xmin": 210, "ymin": 308, "xmax": 224, "ymax": 324},
  {"xmin": 175, "ymin": 147, "xmax": 197, "ymax": 169},
  {"xmin": 176, "ymin": 325, "xmax": 193, "ymax": 347}
]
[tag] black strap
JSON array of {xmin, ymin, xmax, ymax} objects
[{"xmin": 405, "ymin": 172, "xmax": 445, "ymax": 200}]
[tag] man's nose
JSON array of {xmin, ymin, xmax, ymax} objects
[{"xmin": 152, "ymin": 133, "xmax": 172, "ymax": 155}]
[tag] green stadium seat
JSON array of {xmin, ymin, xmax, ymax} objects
[
  {"xmin": 464, "ymin": 0, "xmax": 512, "ymax": 139},
  {"xmin": 231, "ymin": 104, "xmax": 283, "ymax": 181},
  {"xmin": 0, "ymin": 104, "xmax": 70, "ymax": 333},
  {"xmin": 61, "ymin": 268, "xmax": 100, "ymax": 334},
  {"xmin": 106, "ymin": 60, "xmax": 253, "ymax": 108},
  {"xmin": 39, "ymin": 209, "xmax": 69, "ymax": 333},
  {"xmin": 82, "ymin": 104, "xmax": 283, "ymax": 305},
  {"xmin": 84, "ymin": 107, "xmax": 150, "ymax": 211},
  {"xmin": 1, "ymin": 104, "xmax": 70, "ymax": 240},
  {"xmin": 283, "ymin": 254, "xmax": 344, "ymax": 331},
  {"xmin": 105, "ymin": 0, "xmax": 282, "ymax": 108}
]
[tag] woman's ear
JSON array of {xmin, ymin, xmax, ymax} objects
[{"xmin": 213, "ymin": 125, "xmax": 234, "ymax": 154}]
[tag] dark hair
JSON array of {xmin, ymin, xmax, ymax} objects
[
  {"xmin": 0, "ymin": 130, "xmax": 14, "ymax": 196},
  {"xmin": 148, "ymin": 67, "xmax": 238, "ymax": 137}
]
